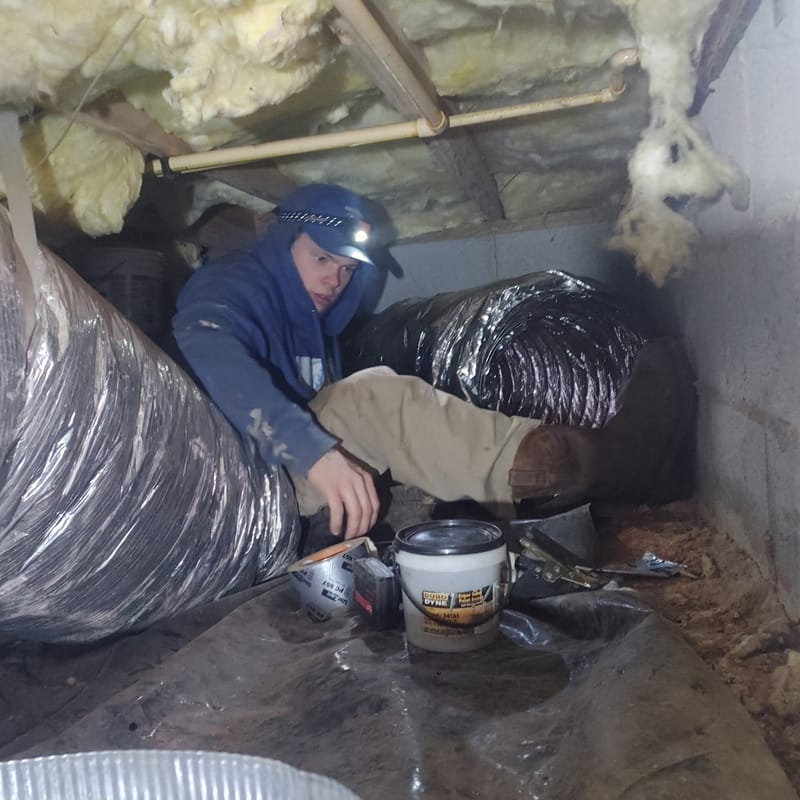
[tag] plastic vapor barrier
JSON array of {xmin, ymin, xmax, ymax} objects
[
  {"xmin": 343, "ymin": 271, "xmax": 649, "ymax": 427},
  {"xmin": 24, "ymin": 583, "xmax": 797, "ymax": 800},
  {"xmin": 0, "ymin": 208, "xmax": 300, "ymax": 644}
]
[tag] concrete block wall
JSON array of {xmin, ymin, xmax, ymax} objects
[
  {"xmin": 673, "ymin": 0, "xmax": 800, "ymax": 616},
  {"xmin": 380, "ymin": 220, "xmax": 628, "ymax": 310}
]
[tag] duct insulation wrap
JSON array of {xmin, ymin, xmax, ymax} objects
[
  {"xmin": 343, "ymin": 271, "xmax": 649, "ymax": 428},
  {"xmin": 0, "ymin": 208, "xmax": 301, "ymax": 644}
]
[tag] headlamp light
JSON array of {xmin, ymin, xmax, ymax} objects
[{"xmin": 352, "ymin": 221, "xmax": 370, "ymax": 244}]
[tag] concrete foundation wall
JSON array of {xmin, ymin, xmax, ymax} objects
[
  {"xmin": 673, "ymin": 1, "xmax": 800, "ymax": 616},
  {"xmin": 381, "ymin": 219, "xmax": 626, "ymax": 310}
]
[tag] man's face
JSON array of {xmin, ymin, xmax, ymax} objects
[{"xmin": 291, "ymin": 232, "xmax": 360, "ymax": 314}]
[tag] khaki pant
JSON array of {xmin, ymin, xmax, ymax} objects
[{"xmin": 290, "ymin": 367, "xmax": 541, "ymax": 516}]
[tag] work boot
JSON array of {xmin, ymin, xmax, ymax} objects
[{"xmin": 508, "ymin": 338, "xmax": 695, "ymax": 504}]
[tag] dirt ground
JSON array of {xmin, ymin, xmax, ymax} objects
[{"xmin": 596, "ymin": 501, "xmax": 800, "ymax": 793}]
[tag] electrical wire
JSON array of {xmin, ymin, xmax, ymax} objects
[{"xmin": 36, "ymin": 13, "xmax": 147, "ymax": 166}]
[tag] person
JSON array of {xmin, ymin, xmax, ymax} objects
[{"xmin": 172, "ymin": 184, "xmax": 694, "ymax": 541}]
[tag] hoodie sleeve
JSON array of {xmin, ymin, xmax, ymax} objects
[{"xmin": 172, "ymin": 298, "xmax": 337, "ymax": 476}]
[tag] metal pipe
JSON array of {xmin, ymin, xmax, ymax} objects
[
  {"xmin": 610, "ymin": 47, "xmax": 640, "ymax": 95},
  {"xmin": 330, "ymin": 0, "xmax": 448, "ymax": 134},
  {"xmin": 150, "ymin": 48, "xmax": 640, "ymax": 178}
]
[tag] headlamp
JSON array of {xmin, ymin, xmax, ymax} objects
[{"xmin": 276, "ymin": 209, "xmax": 372, "ymax": 247}]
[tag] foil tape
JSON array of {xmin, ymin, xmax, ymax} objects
[{"xmin": 288, "ymin": 537, "xmax": 377, "ymax": 621}]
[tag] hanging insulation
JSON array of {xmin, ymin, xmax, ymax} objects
[
  {"xmin": 343, "ymin": 270, "xmax": 650, "ymax": 427},
  {"xmin": 0, "ymin": 207, "xmax": 300, "ymax": 644}
]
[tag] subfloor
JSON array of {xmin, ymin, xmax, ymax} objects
[{"xmin": 0, "ymin": 494, "xmax": 797, "ymax": 797}]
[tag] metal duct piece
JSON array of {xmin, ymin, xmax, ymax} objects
[
  {"xmin": 0, "ymin": 751, "xmax": 360, "ymax": 800},
  {"xmin": 343, "ymin": 271, "xmax": 649, "ymax": 428},
  {"xmin": 0, "ymin": 207, "xmax": 300, "ymax": 643}
]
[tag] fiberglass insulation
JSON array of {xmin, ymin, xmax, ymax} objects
[
  {"xmin": 0, "ymin": 0, "xmax": 746, "ymax": 285},
  {"xmin": 343, "ymin": 270, "xmax": 649, "ymax": 428},
  {"xmin": 0, "ymin": 206, "xmax": 300, "ymax": 643}
]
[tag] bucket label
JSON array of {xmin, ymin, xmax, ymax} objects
[{"xmin": 420, "ymin": 585, "xmax": 496, "ymax": 637}]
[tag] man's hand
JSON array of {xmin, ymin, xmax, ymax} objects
[{"xmin": 306, "ymin": 448, "xmax": 380, "ymax": 540}]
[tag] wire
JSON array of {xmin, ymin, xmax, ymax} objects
[{"xmin": 36, "ymin": 13, "xmax": 147, "ymax": 167}]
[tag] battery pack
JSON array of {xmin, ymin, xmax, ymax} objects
[{"xmin": 353, "ymin": 557, "xmax": 402, "ymax": 629}]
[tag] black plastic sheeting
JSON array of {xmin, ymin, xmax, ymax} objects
[
  {"xmin": 17, "ymin": 580, "xmax": 797, "ymax": 800},
  {"xmin": 343, "ymin": 271, "xmax": 650, "ymax": 427}
]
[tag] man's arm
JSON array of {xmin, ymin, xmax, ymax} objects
[
  {"xmin": 173, "ymin": 307, "xmax": 378, "ymax": 538},
  {"xmin": 174, "ymin": 316, "xmax": 336, "ymax": 474}
]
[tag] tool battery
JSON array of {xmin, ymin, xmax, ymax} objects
[{"xmin": 353, "ymin": 557, "xmax": 402, "ymax": 629}]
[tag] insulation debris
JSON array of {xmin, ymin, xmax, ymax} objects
[
  {"xmin": 609, "ymin": 0, "xmax": 750, "ymax": 284},
  {"xmin": 0, "ymin": 0, "xmax": 750, "ymax": 277}
]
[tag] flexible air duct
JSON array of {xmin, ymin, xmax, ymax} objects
[
  {"xmin": 343, "ymin": 270, "xmax": 649, "ymax": 427},
  {"xmin": 0, "ymin": 750, "xmax": 360, "ymax": 799},
  {"xmin": 0, "ymin": 207, "xmax": 300, "ymax": 643}
]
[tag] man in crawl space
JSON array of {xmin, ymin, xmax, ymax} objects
[{"xmin": 173, "ymin": 184, "xmax": 692, "ymax": 540}]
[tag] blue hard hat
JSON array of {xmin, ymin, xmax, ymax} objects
[{"xmin": 274, "ymin": 184, "xmax": 375, "ymax": 264}]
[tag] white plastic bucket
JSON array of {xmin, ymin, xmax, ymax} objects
[{"xmin": 394, "ymin": 520, "xmax": 508, "ymax": 653}]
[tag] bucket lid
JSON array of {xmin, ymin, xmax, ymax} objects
[{"xmin": 394, "ymin": 520, "xmax": 504, "ymax": 556}]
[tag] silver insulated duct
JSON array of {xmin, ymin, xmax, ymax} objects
[{"xmin": 0, "ymin": 207, "xmax": 300, "ymax": 643}]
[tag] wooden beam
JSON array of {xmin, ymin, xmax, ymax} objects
[
  {"xmin": 74, "ymin": 92, "xmax": 192, "ymax": 157},
  {"xmin": 182, "ymin": 205, "xmax": 270, "ymax": 253},
  {"xmin": 690, "ymin": 0, "xmax": 763, "ymax": 115},
  {"xmin": 202, "ymin": 162, "xmax": 295, "ymax": 204},
  {"xmin": 329, "ymin": 2, "xmax": 505, "ymax": 221},
  {"xmin": 426, "ymin": 125, "xmax": 505, "ymax": 222},
  {"xmin": 75, "ymin": 92, "xmax": 294, "ymax": 203}
]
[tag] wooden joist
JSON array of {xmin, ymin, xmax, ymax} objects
[
  {"xmin": 330, "ymin": 0, "xmax": 505, "ymax": 222},
  {"xmin": 690, "ymin": 0, "xmax": 763, "ymax": 115}
]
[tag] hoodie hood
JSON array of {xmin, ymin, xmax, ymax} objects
[{"xmin": 256, "ymin": 220, "xmax": 375, "ymax": 337}]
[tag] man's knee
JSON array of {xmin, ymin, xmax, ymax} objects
[
  {"xmin": 311, "ymin": 367, "xmax": 432, "ymax": 419},
  {"xmin": 346, "ymin": 368, "xmax": 435, "ymax": 407},
  {"xmin": 341, "ymin": 366, "xmax": 398, "ymax": 383}
]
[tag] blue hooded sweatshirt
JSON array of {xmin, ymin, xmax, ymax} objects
[{"xmin": 172, "ymin": 220, "xmax": 375, "ymax": 475}]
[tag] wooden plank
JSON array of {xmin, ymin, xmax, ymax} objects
[
  {"xmin": 690, "ymin": 0, "xmax": 763, "ymax": 115},
  {"xmin": 330, "ymin": 3, "xmax": 505, "ymax": 221},
  {"xmin": 76, "ymin": 93, "xmax": 294, "ymax": 203},
  {"xmin": 74, "ymin": 92, "xmax": 192, "ymax": 156},
  {"xmin": 182, "ymin": 205, "xmax": 270, "ymax": 253}
]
